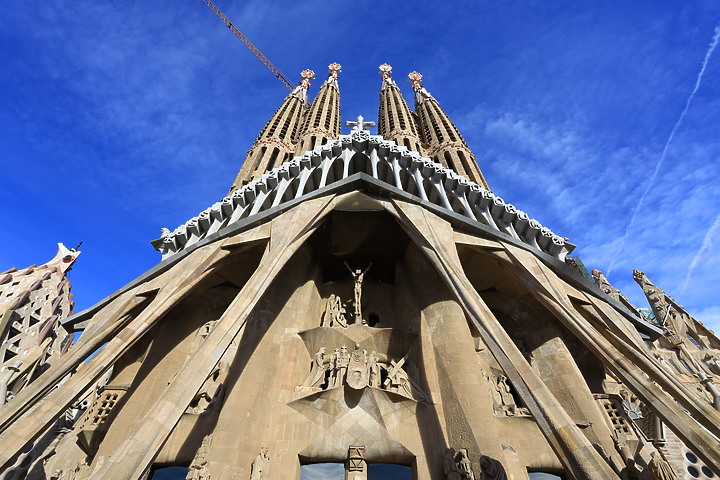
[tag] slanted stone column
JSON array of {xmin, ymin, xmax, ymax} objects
[{"xmin": 346, "ymin": 445, "xmax": 367, "ymax": 480}]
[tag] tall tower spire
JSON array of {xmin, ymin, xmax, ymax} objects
[
  {"xmin": 229, "ymin": 69, "xmax": 315, "ymax": 193},
  {"xmin": 408, "ymin": 72, "xmax": 489, "ymax": 189},
  {"xmin": 377, "ymin": 64, "xmax": 423, "ymax": 154},
  {"xmin": 295, "ymin": 63, "xmax": 342, "ymax": 155}
]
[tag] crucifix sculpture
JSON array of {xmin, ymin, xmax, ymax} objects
[
  {"xmin": 345, "ymin": 115, "xmax": 376, "ymax": 133},
  {"xmin": 344, "ymin": 262, "xmax": 372, "ymax": 324}
]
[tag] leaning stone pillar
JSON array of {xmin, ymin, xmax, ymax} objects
[{"xmin": 346, "ymin": 445, "xmax": 367, "ymax": 480}]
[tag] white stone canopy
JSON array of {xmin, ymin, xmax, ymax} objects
[{"xmin": 156, "ymin": 129, "xmax": 572, "ymax": 260}]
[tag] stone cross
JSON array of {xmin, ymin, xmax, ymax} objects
[{"xmin": 346, "ymin": 115, "xmax": 376, "ymax": 132}]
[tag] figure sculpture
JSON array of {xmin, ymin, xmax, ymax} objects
[
  {"xmin": 648, "ymin": 450, "xmax": 679, "ymax": 480},
  {"xmin": 443, "ymin": 448, "xmax": 461, "ymax": 480},
  {"xmin": 322, "ymin": 294, "xmax": 347, "ymax": 328},
  {"xmin": 479, "ymin": 455, "xmax": 507, "ymax": 480},
  {"xmin": 457, "ymin": 449, "xmax": 475, "ymax": 480},
  {"xmin": 300, "ymin": 347, "xmax": 328, "ymax": 388},
  {"xmin": 344, "ymin": 262, "xmax": 372, "ymax": 324},
  {"xmin": 335, "ymin": 345, "xmax": 350, "ymax": 386},
  {"xmin": 186, "ymin": 435, "xmax": 212, "ymax": 480},
  {"xmin": 249, "ymin": 446, "xmax": 270, "ymax": 480},
  {"xmin": 496, "ymin": 375, "xmax": 517, "ymax": 416}
]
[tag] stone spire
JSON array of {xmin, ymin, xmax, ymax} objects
[
  {"xmin": 0, "ymin": 243, "xmax": 78, "ymax": 405},
  {"xmin": 377, "ymin": 64, "xmax": 423, "ymax": 154},
  {"xmin": 295, "ymin": 63, "xmax": 342, "ymax": 155},
  {"xmin": 229, "ymin": 69, "xmax": 315, "ymax": 193},
  {"xmin": 408, "ymin": 71, "xmax": 489, "ymax": 189}
]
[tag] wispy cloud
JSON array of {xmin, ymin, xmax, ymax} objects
[
  {"xmin": 607, "ymin": 23, "xmax": 720, "ymax": 276},
  {"xmin": 680, "ymin": 214, "xmax": 720, "ymax": 294}
]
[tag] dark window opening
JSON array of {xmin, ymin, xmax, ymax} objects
[
  {"xmin": 149, "ymin": 466, "xmax": 189, "ymax": 480},
  {"xmin": 368, "ymin": 463, "xmax": 412, "ymax": 479},
  {"xmin": 368, "ymin": 313, "xmax": 380, "ymax": 327}
]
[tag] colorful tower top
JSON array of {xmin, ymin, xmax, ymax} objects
[{"xmin": 326, "ymin": 62, "xmax": 342, "ymax": 86}]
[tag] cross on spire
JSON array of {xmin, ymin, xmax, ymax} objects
[{"xmin": 345, "ymin": 115, "xmax": 376, "ymax": 132}]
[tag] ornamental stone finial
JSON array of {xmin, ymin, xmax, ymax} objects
[
  {"xmin": 408, "ymin": 71, "xmax": 423, "ymax": 91},
  {"xmin": 299, "ymin": 69, "xmax": 315, "ymax": 89},
  {"xmin": 345, "ymin": 115, "xmax": 376, "ymax": 133},
  {"xmin": 328, "ymin": 63, "xmax": 342, "ymax": 78},
  {"xmin": 379, "ymin": 63, "xmax": 392, "ymax": 79}
]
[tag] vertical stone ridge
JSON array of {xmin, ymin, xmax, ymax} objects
[
  {"xmin": 229, "ymin": 69, "xmax": 315, "ymax": 193},
  {"xmin": 295, "ymin": 63, "xmax": 342, "ymax": 155},
  {"xmin": 377, "ymin": 63, "xmax": 423, "ymax": 154},
  {"xmin": 408, "ymin": 71, "xmax": 490, "ymax": 189}
]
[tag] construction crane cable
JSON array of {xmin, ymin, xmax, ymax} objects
[{"xmin": 200, "ymin": 0, "xmax": 294, "ymax": 91}]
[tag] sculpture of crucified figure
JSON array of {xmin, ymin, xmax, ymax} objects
[{"xmin": 344, "ymin": 262, "xmax": 373, "ymax": 324}]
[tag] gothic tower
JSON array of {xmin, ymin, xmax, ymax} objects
[
  {"xmin": 295, "ymin": 63, "xmax": 342, "ymax": 155},
  {"xmin": 229, "ymin": 69, "xmax": 315, "ymax": 192},
  {"xmin": 409, "ymin": 72, "xmax": 490, "ymax": 189},
  {"xmin": 377, "ymin": 64, "xmax": 423, "ymax": 154},
  {"xmin": 1, "ymin": 66, "xmax": 719, "ymax": 480}
]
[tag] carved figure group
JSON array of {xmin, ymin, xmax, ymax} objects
[
  {"xmin": 186, "ymin": 435, "xmax": 212, "ymax": 480},
  {"xmin": 298, "ymin": 344, "xmax": 429, "ymax": 402},
  {"xmin": 322, "ymin": 294, "xmax": 347, "ymax": 328}
]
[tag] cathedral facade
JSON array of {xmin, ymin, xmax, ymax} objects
[{"xmin": 1, "ymin": 64, "xmax": 719, "ymax": 480}]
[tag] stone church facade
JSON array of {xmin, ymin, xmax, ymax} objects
[{"xmin": 1, "ymin": 64, "xmax": 719, "ymax": 480}]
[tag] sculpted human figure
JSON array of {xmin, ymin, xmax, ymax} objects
[
  {"xmin": 250, "ymin": 446, "xmax": 270, "ymax": 480},
  {"xmin": 479, "ymin": 455, "xmax": 507, "ymax": 480},
  {"xmin": 443, "ymin": 448, "xmax": 461, "ymax": 480},
  {"xmin": 300, "ymin": 347, "xmax": 327, "ymax": 388},
  {"xmin": 457, "ymin": 449, "xmax": 475, "ymax": 480},
  {"xmin": 496, "ymin": 375, "xmax": 517, "ymax": 416},
  {"xmin": 335, "ymin": 345, "xmax": 350, "ymax": 386},
  {"xmin": 368, "ymin": 352, "xmax": 381, "ymax": 388},
  {"xmin": 344, "ymin": 262, "xmax": 372, "ymax": 324},
  {"xmin": 648, "ymin": 450, "xmax": 678, "ymax": 480},
  {"xmin": 322, "ymin": 294, "xmax": 348, "ymax": 328}
]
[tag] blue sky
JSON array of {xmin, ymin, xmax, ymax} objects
[{"xmin": 2, "ymin": 1, "xmax": 719, "ymax": 333}]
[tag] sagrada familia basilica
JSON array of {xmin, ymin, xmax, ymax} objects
[{"xmin": 1, "ymin": 63, "xmax": 719, "ymax": 480}]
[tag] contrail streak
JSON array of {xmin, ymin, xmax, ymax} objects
[
  {"xmin": 606, "ymin": 24, "xmax": 720, "ymax": 276},
  {"xmin": 680, "ymin": 214, "xmax": 720, "ymax": 293}
]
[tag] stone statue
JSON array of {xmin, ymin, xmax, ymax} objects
[
  {"xmin": 344, "ymin": 262, "xmax": 372, "ymax": 324},
  {"xmin": 322, "ymin": 294, "xmax": 347, "ymax": 328},
  {"xmin": 335, "ymin": 345, "xmax": 350, "ymax": 387},
  {"xmin": 479, "ymin": 455, "xmax": 507, "ymax": 480},
  {"xmin": 347, "ymin": 343, "xmax": 369, "ymax": 389},
  {"xmin": 368, "ymin": 352, "xmax": 381, "ymax": 388},
  {"xmin": 495, "ymin": 375, "xmax": 517, "ymax": 416},
  {"xmin": 648, "ymin": 450, "xmax": 678, "ymax": 480},
  {"xmin": 300, "ymin": 347, "xmax": 328, "ymax": 388},
  {"xmin": 250, "ymin": 446, "xmax": 270, "ymax": 480},
  {"xmin": 591, "ymin": 269, "xmax": 621, "ymax": 302},
  {"xmin": 329, "ymin": 348, "xmax": 341, "ymax": 387},
  {"xmin": 457, "ymin": 448, "xmax": 475, "ymax": 480},
  {"xmin": 186, "ymin": 435, "xmax": 212, "ymax": 480},
  {"xmin": 187, "ymin": 362, "xmax": 228, "ymax": 414},
  {"xmin": 443, "ymin": 448, "xmax": 461, "ymax": 480}
]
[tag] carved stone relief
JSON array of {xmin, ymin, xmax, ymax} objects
[
  {"xmin": 296, "ymin": 342, "xmax": 429, "ymax": 403},
  {"xmin": 186, "ymin": 361, "xmax": 228, "ymax": 415},
  {"xmin": 249, "ymin": 446, "xmax": 270, "ymax": 480},
  {"xmin": 321, "ymin": 294, "xmax": 348, "ymax": 328},
  {"xmin": 479, "ymin": 455, "xmax": 507, "ymax": 480},
  {"xmin": 444, "ymin": 448, "xmax": 477, "ymax": 480},
  {"xmin": 484, "ymin": 370, "xmax": 529, "ymax": 417},
  {"xmin": 186, "ymin": 434, "xmax": 212, "ymax": 480}
]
